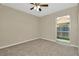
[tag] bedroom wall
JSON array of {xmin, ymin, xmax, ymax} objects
[
  {"xmin": 78, "ymin": 4, "xmax": 79, "ymax": 55},
  {"xmin": 0, "ymin": 5, "xmax": 39, "ymax": 48},
  {"xmin": 40, "ymin": 6, "xmax": 78, "ymax": 46}
]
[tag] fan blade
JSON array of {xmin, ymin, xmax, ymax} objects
[
  {"xmin": 30, "ymin": 3, "xmax": 35, "ymax": 5},
  {"xmin": 40, "ymin": 4, "xmax": 48, "ymax": 7},
  {"xmin": 39, "ymin": 8, "xmax": 41, "ymax": 11},
  {"xmin": 30, "ymin": 7, "xmax": 34, "ymax": 10}
]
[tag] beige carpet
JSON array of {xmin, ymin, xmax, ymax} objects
[{"xmin": 0, "ymin": 39, "xmax": 78, "ymax": 56}]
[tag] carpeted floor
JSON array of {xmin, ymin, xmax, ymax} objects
[{"xmin": 0, "ymin": 39, "xmax": 78, "ymax": 56}]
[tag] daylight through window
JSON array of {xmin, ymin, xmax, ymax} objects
[{"xmin": 56, "ymin": 15, "xmax": 70, "ymax": 41}]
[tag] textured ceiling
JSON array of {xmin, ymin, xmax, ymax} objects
[{"xmin": 2, "ymin": 3, "xmax": 77, "ymax": 17}]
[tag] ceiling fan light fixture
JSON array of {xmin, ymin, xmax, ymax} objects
[
  {"xmin": 36, "ymin": 6, "xmax": 41, "ymax": 11},
  {"xmin": 36, "ymin": 8, "xmax": 39, "ymax": 11},
  {"xmin": 34, "ymin": 6, "xmax": 37, "ymax": 10},
  {"xmin": 37, "ymin": 5, "xmax": 40, "ymax": 8}
]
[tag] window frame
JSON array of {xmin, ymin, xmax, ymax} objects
[{"xmin": 55, "ymin": 15, "xmax": 71, "ymax": 43}]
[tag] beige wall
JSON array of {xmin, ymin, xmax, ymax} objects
[
  {"xmin": 40, "ymin": 15, "xmax": 55, "ymax": 41},
  {"xmin": 40, "ymin": 6, "xmax": 78, "ymax": 46},
  {"xmin": 0, "ymin": 5, "xmax": 39, "ymax": 48},
  {"xmin": 78, "ymin": 4, "xmax": 79, "ymax": 55}
]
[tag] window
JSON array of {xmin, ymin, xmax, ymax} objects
[{"xmin": 56, "ymin": 15, "xmax": 70, "ymax": 41}]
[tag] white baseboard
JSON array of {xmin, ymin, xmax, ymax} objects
[
  {"xmin": 0, "ymin": 38, "xmax": 38, "ymax": 49},
  {"xmin": 41, "ymin": 38, "xmax": 56, "ymax": 42},
  {"xmin": 0, "ymin": 38, "xmax": 78, "ymax": 49},
  {"xmin": 41, "ymin": 38, "xmax": 78, "ymax": 48}
]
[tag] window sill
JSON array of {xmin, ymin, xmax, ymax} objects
[
  {"xmin": 56, "ymin": 39, "xmax": 71, "ymax": 47},
  {"xmin": 56, "ymin": 39, "xmax": 70, "ymax": 44},
  {"xmin": 56, "ymin": 39, "xmax": 78, "ymax": 48}
]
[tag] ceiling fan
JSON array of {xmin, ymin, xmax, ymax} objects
[{"xmin": 30, "ymin": 3, "xmax": 48, "ymax": 11}]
